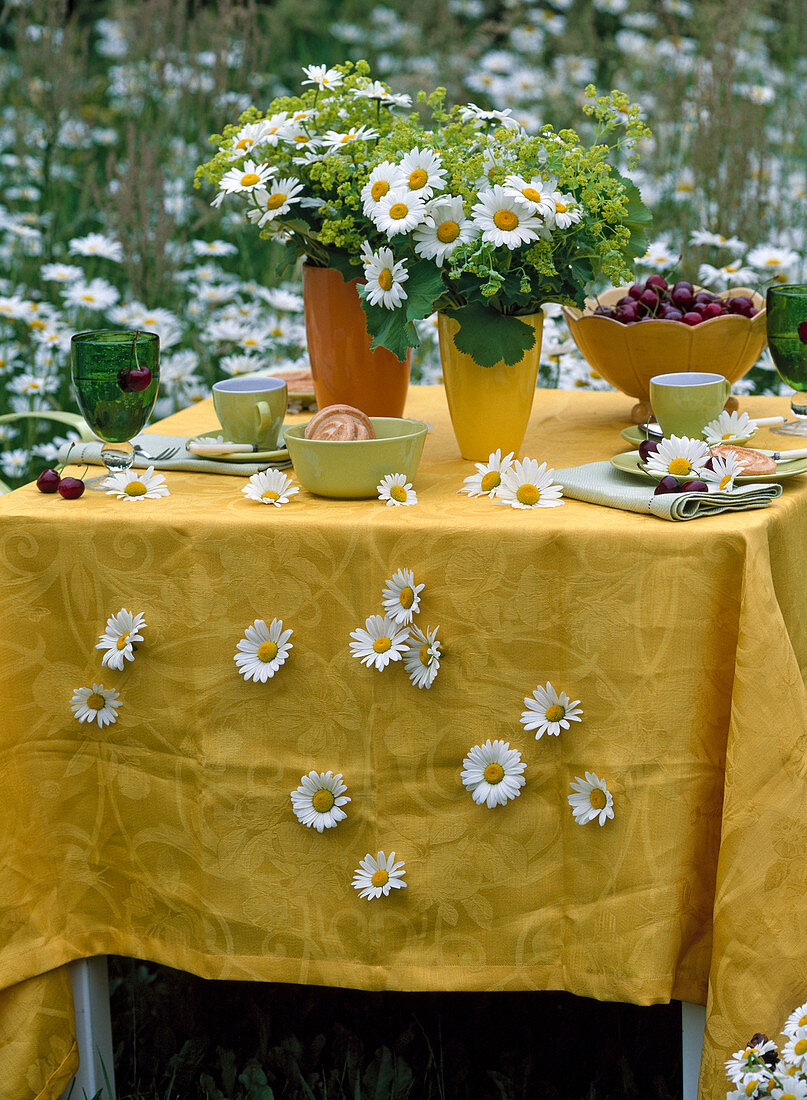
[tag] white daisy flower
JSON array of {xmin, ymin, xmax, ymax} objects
[
  {"xmin": 403, "ymin": 624, "xmax": 441, "ymax": 689},
  {"xmin": 471, "ymin": 186, "xmax": 542, "ymax": 249},
  {"xmin": 475, "ymin": 149, "xmax": 512, "ymax": 190},
  {"xmin": 702, "ymin": 453, "xmax": 747, "ymax": 493},
  {"xmin": 746, "ymin": 245, "xmax": 800, "ymax": 278},
  {"xmin": 232, "ymin": 121, "xmax": 274, "ymax": 154},
  {"xmin": 457, "ymin": 448, "xmax": 515, "ymax": 498},
  {"xmin": 495, "ymin": 458, "xmax": 564, "ymax": 509},
  {"xmin": 459, "ymin": 103, "xmax": 521, "ymax": 129},
  {"xmin": 413, "ymin": 196, "xmax": 478, "ymax": 265},
  {"xmin": 377, "ymin": 473, "xmax": 417, "ymax": 507},
  {"xmin": 40, "ymin": 262, "xmax": 85, "ymax": 283},
  {"xmin": 245, "ymin": 178, "xmax": 304, "ymax": 226},
  {"xmin": 67, "ymin": 233, "xmax": 123, "ymax": 262},
  {"xmin": 362, "ymin": 247, "xmax": 408, "ymax": 310},
  {"xmin": 290, "ymin": 770, "xmax": 350, "ymax": 832},
  {"xmin": 321, "ymin": 125, "xmax": 379, "ymax": 152},
  {"xmin": 642, "ymin": 435, "xmax": 711, "ymax": 481},
  {"xmin": 361, "ymin": 161, "xmax": 407, "ymax": 216},
  {"xmin": 61, "ymin": 278, "xmax": 120, "ymax": 311},
  {"xmin": 568, "ymin": 772, "xmax": 614, "ymax": 826},
  {"xmin": 218, "ymin": 159, "xmax": 275, "ymax": 195},
  {"xmin": 371, "ymin": 188, "xmax": 427, "ymax": 237},
  {"xmin": 702, "ymin": 410, "xmax": 755, "ymax": 444},
  {"xmin": 784, "ymin": 1002, "xmax": 807, "ymax": 1039},
  {"xmin": 381, "ymin": 568, "xmax": 424, "ymax": 625},
  {"xmin": 253, "ymin": 111, "xmax": 291, "ymax": 148},
  {"xmin": 697, "ymin": 260, "xmax": 756, "ymax": 290},
  {"xmin": 234, "ymin": 617, "xmax": 293, "ymax": 682},
  {"xmin": 520, "ymin": 682, "xmax": 583, "ymax": 739},
  {"xmin": 548, "ymin": 191, "xmax": 583, "ymax": 229},
  {"xmin": 771, "ymin": 1079, "xmax": 807, "ymax": 1100},
  {"xmin": 462, "ymin": 739, "xmax": 526, "ymax": 808},
  {"xmin": 352, "ymin": 850, "xmax": 407, "ymax": 900},
  {"xmin": 104, "ymin": 466, "xmax": 170, "ymax": 502},
  {"xmin": 503, "ymin": 174, "xmax": 557, "ymax": 221},
  {"xmin": 241, "ymin": 469, "xmax": 299, "ymax": 507},
  {"xmin": 349, "ymin": 614, "xmax": 410, "ymax": 671},
  {"xmin": 398, "ymin": 146, "xmax": 448, "ymax": 200},
  {"xmin": 70, "ymin": 683, "xmax": 121, "ymax": 728},
  {"xmin": 351, "ymin": 81, "xmax": 412, "ymax": 108},
  {"xmin": 725, "ymin": 1039, "xmax": 781, "ymax": 1085},
  {"xmin": 300, "ymin": 64, "xmax": 344, "ymax": 90},
  {"xmin": 95, "ymin": 608, "xmax": 147, "ymax": 670},
  {"xmin": 689, "ymin": 229, "xmax": 746, "ymax": 251},
  {"xmin": 782, "ymin": 1036, "xmax": 807, "ymax": 1071}
]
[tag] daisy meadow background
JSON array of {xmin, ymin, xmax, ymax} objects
[{"xmin": 2, "ymin": 0, "xmax": 803, "ymax": 1094}]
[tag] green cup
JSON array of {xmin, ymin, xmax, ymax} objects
[
  {"xmin": 212, "ymin": 377, "xmax": 287, "ymax": 449},
  {"xmin": 650, "ymin": 372, "xmax": 731, "ymax": 439}
]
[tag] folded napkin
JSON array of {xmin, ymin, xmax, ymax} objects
[
  {"xmin": 554, "ymin": 461, "xmax": 782, "ymax": 521},
  {"xmin": 57, "ymin": 432, "xmax": 291, "ymax": 477}
]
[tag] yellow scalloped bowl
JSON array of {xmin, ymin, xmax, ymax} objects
[{"xmin": 562, "ymin": 286, "xmax": 767, "ymax": 422}]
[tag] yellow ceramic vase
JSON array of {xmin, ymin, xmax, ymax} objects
[{"xmin": 438, "ymin": 311, "xmax": 544, "ymax": 461}]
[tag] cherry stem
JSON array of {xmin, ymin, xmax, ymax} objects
[
  {"xmin": 56, "ymin": 441, "xmax": 76, "ymax": 476},
  {"xmin": 129, "ymin": 329, "xmax": 141, "ymax": 374}
]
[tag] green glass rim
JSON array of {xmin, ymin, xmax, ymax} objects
[
  {"xmin": 71, "ymin": 329, "xmax": 159, "ymax": 346},
  {"xmin": 766, "ymin": 284, "xmax": 807, "ymax": 297}
]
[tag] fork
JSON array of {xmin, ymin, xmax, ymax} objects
[{"xmin": 134, "ymin": 445, "xmax": 179, "ymax": 462}]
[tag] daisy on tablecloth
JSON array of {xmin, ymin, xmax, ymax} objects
[
  {"xmin": 568, "ymin": 772, "xmax": 614, "ymax": 826},
  {"xmin": 642, "ymin": 435, "xmax": 710, "ymax": 481},
  {"xmin": 521, "ymin": 682, "xmax": 582, "ymax": 739},
  {"xmin": 377, "ymin": 473, "xmax": 417, "ymax": 507},
  {"xmin": 349, "ymin": 614, "xmax": 410, "ymax": 671},
  {"xmin": 70, "ymin": 683, "xmax": 121, "ymax": 728},
  {"xmin": 234, "ymin": 618, "xmax": 293, "ymax": 682},
  {"xmin": 96, "ymin": 608, "xmax": 147, "ymax": 670},
  {"xmin": 461, "ymin": 739, "xmax": 526, "ymax": 808},
  {"xmin": 381, "ymin": 568, "xmax": 424, "ymax": 625},
  {"xmin": 290, "ymin": 771, "xmax": 350, "ymax": 832},
  {"xmin": 458, "ymin": 448, "xmax": 515, "ymax": 498},
  {"xmin": 241, "ymin": 469, "xmax": 298, "ymax": 506},
  {"xmin": 403, "ymin": 624, "xmax": 442, "ymax": 689},
  {"xmin": 104, "ymin": 466, "xmax": 170, "ymax": 502},
  {"xmin": 495, "ymin": 457, "xmax": 564, "ymax": 509},
  {"xmin": 352, "ymin": 850, "xmax": 407, "ymax": 899}
]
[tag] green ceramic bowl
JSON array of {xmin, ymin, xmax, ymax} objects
[{"xmin": 284, "ymin": 417, "xmax": 429, "ymax": 499}]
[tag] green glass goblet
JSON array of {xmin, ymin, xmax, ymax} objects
[
  {"xmin": 71, "ymin": 330, "xmax": 160, "ymax": 488},
  {"xmin": 766, "ymin": 284, "xmax": 807, "ymax": 435}
]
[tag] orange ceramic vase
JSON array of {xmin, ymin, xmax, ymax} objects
[{"xmin": 302, "ymin": 264, "xmax": 411, "ymax": 417}]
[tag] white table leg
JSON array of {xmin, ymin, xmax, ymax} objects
[
  {"xmin": 682, "ymin": 1000, "xmax": 706, "ymax": 1100},
  {"xmin": 59, "ymin": 957, "xmax": 116, "ymax": 1100}
]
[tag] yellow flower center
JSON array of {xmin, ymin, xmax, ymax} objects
[
  {"xmin": 590, "ymin": 789, "xmax": 607, "ymax": 810},
  {"xmin": 116, "ymin": 632, "xmax": 131, "ymax": 651},
  {"xmin": 795, "ymin": 1039, "xmax": 807, "ymax": 1056},
  {"xmin": 294, "ymin": 134, "xmax": 308, "ymax": 143},
  {"xmin": 371, "ymin": 180, "xmax": 389, "ymax": 201},
  {"xmin": 799, "ymin": 1014, "xmax": 807, "ymax": 1027},
  {"xmin": 437, "ymin": 219, "xmax": 460, "ymax": 243},
  {"xmin": 29, "ymin": 319, "xmax": 45, "ymax": 330},
  {"xmin": 389, "ymin": 202, "xmax": 409, "ymax": 220},
  {"xmin": 311, "ymin": 789, "xmax": 335, "ymax": 813},
  {"xmin": 399, "ymin": 586, "xmax": 415, "ymax": 609},
  {"xmin": 545, "ymin": 704, "xmax": 565, "ymax": 721},
  {"xmin": 373, "ymin": 637, "xmax": 392, "ymax": 653},
  {"xmin": 81, "ymin": 294, "xmax": 96, "ymax": 302},
  {"xmin": 258, "ymin": 640, "xmax": 278, "ymax": 662},
  {"xmin": 516, "ymin": 484, "xmax": 540, "ymax": 505},
  {"xmin": 240, "ymin": 173, "xmax": 260, "ymax": 187},
  {"xmin": 765, "ymin": 258, "xmax": 780, "ymax": 265},
  {"xmin": 371, "ymin": 868, "xmax": 389, "ymax": 887},
  {"xmin": 87, "ymin": 692, "xmax": 106, "ymax": 710},
  {"xmin": 522, "ymin": 187, "xmax": 542, "ymax": 202},
  {"xmin": 725, "ymin": 263, "xmax": 739, "ymax": 273},
  {"xmin": 124, "ymin": 481, "xmax": 147, "ymax": 496},
  {"xmin": 493, "ymin": 209, "xmax": 518, "ymax": 231},
  {"xmin": 261, "ymin": 490, "xmax": 280, "ymax": 501},
  {"xmin": 745, "ymin": 1084, "xmax": 758, "ymax": 1098},
  {"xmin": 235, "ymin": 138, "xmax": 251, "ymax": 150},
  {"xmin": 721, "ymin": 432, "xmax": 734, "ymax": 440},
  {"xmin": 555, "ymin": 201, "xmax": 567, "ymax": 213},
  {"xmin": 408, "ymin": 168, "xmax": 428, "ymax": 190},
  {"xmin": 484, "ymin": 763, "xmax": 505, "ymax": 784},
  {"xmin": 377, "ymin": 268, "xmax": 394, "ymax": 291},
  {"xmin": 480, "ymin": 470, "xmax": 501, "ymax": 492},
  {"xmin": 419, "ymin": 643, "xmax": 431, "ymax": 666},
  {"xmin": 720, "ymin": 474, "xmax": 731, "ymax": 490},
  {"xmin": 265, "ymin": 191, "xmax": 287, "ymax": 210},
  {"xmin": 775, "ymin": 1092, "xmax": 794, "ymax": 1100},
  {"xmin": 668, "ymin": 458, "xmax": 691, "ymax": 476},
  {"xmin": 390, "ymin": 485, "xmax": 408, "ymax": 502}
]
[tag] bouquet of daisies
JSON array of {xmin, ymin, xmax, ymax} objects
[
  {"xmin": 724, "ymin": 1003, "xmax": 807, "ymax": 1097},
  {"xmin": 197, "ymin": 61, "xmax": 651, "ymax": 369}
]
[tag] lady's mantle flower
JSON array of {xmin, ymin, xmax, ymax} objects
[
  {"xmin": 521, "ymin": 682, "xmax": 583, "ymax": 739},
  {"xmin": 290, "ymin": 771, "xmax": 350, "ymax": 832},
  {"xmin": 96, "ymin": 608, "xmax": 147, "ymax": 670},
  {"xmin": 349, "ymin": 614, "xmax": 410, "ymax": 671},
  {"xmin": 568, "ymin": 772, "xmax": 614, "ymax": 826},
  {"xmin": 461, "ymin": 739, "xmax": 526, "ymax": 808},
  {"xmin": 458, "ymin": 449, "xmax": 515, "ymax": 498},
  {"xmin": 234, "ymin": 618, "xmax": 293, "ymax": 682},
  {"xmin": 352, "ymin": 851, "xmax": 407, "ymax": 899},
  {"xmin": 70, "ymin": 683, "xmax": 121, "ymax": 728}
]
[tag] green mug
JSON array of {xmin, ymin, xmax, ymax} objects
[
  {"xmin": 212, "ymin": 377, "xmax": 288, "ymax": 449},
  {"xmin": 650, "ymin": 372, "xmax": 731, "ymax": 439}
]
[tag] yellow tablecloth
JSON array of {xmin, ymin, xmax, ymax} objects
[{"xmin": 2, "ymin": 386, "xmax": 807, "ymax": 1100}]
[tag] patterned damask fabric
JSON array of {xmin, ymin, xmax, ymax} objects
[{"xmin": 1, "ymin": 387, "xmax": 806, "ymax": 1100}]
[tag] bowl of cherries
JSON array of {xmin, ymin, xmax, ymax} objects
[{"xmin": 562, "ymin": 279, "xmax": 767, "ymax": 423}]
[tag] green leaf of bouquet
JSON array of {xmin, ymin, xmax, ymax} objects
[
  {"xmin": 403, "ymin": 260, "xmax": 445, "ymax": 322},
  {"xmin": 322, "ymin": 250, "xmax": 362, "ymax": 283},
  {"xmin": 359, "ymin": 295, "xmax": 420, "ymax": 361},
  {"xmin": 445, "ymin": 304, "xmax": 536, "ymax": 368},
  {"xmin": 614, "ymin": 174, "xmax": 653, "ymax": 260}
]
